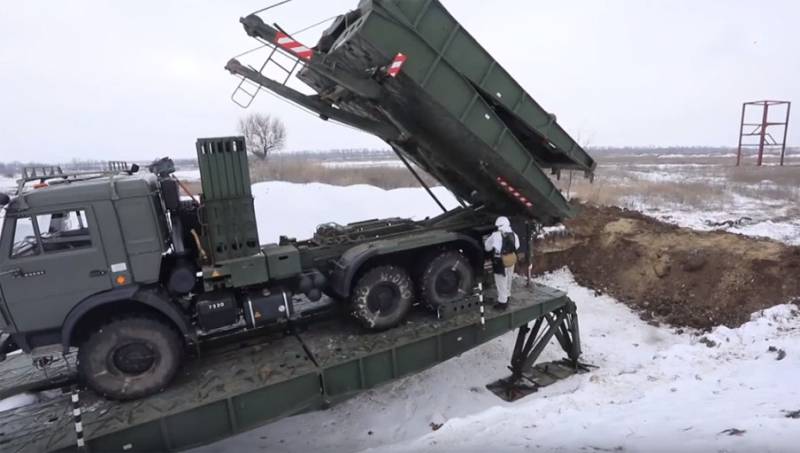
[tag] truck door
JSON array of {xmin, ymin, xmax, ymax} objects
[{"xmin": 0, "ymin": 207, "xmax": 112, "ymax": 333}]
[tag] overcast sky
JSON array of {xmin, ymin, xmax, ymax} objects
[{"xmin": 1, "ymin": 0, "xmax": 798, "ymax": 162}]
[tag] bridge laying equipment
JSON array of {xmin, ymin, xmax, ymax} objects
[
  {"xmin": 226, "ymin": 0, "xmax": 595, "ymax": 224},
  {"xmin": 0, "ymin": 283, "xmax": 581, "ymax": 453},
  {"xmin": 0, "ymin": 1, "xmax": 595, "ymax": 451}
]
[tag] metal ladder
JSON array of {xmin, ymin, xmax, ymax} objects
[{"xmin": 231, "ymin": 38, "xmax": 305, "ymax": 108}]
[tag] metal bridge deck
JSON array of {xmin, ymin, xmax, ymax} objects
[
  {"xmin": 0, "ymin": 282, "xmax": 569, "ymax": 453},
  {"xmin": 0, "ymin": 352, "xmax": 75, "ymax": 400}
]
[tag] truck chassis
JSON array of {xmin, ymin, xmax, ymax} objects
[{"xmin": 0, "ymin": 281, "xmax": 580, "ymax": 453}]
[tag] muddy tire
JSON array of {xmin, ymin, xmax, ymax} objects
[
  {"xmin": 78, "ymin": 316, "xmax": 182, "ymax": 400},
  {"xmin": 351, "ymin": 265, "xmax": 414, "ymax": 330},
  {"xmin": 420, "ymin": 250, "xmax": 474, "ymax": 309}
]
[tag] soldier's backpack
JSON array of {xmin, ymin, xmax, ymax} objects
[{"xmin": 500, "ymin": 232, "xmax": 517, "ymax": 268}]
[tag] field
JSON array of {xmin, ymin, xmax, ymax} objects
[
  {"xmin": 186, "ymin": 149, "xmax": 798, "ymax": 453},
  {"xmin": 171, "ymin": 148, "xmax": 800, "ymax": 246},
  {"xmin": 559, "ymin": 150, "xmax": 800, "ymax": 245},
  {"xmin": 188, "ymin": 162, "xmax": 799, "ymax": 453},
  {"xmin": 1, "ymin": 149, "xmax": 798, "ymax": 452}
]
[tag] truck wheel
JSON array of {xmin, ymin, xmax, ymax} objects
[
  {"xmin": 351, "ymin": 265, "xmax": 413, "ymax": 330},
  {"xmin": 78, "ymin": 316, "xmax": 182, "ymax": 400},
  {"xmin": 420, "ymin": 250, "xmax": 474, "ymax": 309}
]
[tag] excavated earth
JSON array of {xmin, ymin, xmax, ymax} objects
[{"xmin": 533, "ymin": 204, "xmax": 800, "ymax": 330}]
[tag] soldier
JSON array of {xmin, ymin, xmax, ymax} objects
[{"xmin": 484, "ymin": 216, "xmax": 520, "ymax": 310}]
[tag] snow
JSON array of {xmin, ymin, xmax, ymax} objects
[
  {"xmin": 626, "ymin": 170, "xmax": 696, "ymax": 183},
  {"xmin": 601, "ymin": 161, "xmax": 800, "ymax": 245},
  {"xmin": 0, "ymin": 393, "xmax": 38, "ymax": 413},
  {"xmin": 193, "ymin": 269, "xmax": 800, "ymax": 453},
  {"xmin": 628, "ymin": 194, "xmax": 800, "ymax": 246},
  {"xmin": 0, "ymin": 175, "xmax": 14, "ymax": 230},
  {"xmin": 733, "ymin": 219, "xmax": 800, "ymax": 245},
  {"xmin": 0, "ymin": 175, "xmax": 16, "ymax": 192},
  {"xmin": 599, "ymin": 163, "xmax": 715, "ymax": 169},
  {"xmin": 251, "ymin": 182, "xmax": 460, "ymax": 244},
  {"xmin": 0, "ymin": 177, "xmax": 795, "ymax": 448},
  {"xmin": 598, "ymin": 153, "xmax": 739, "ymax": 159},
  {"xmin": 172, "ymin": 169, "xmax": 201, "ymax": 181},
  {"xmin": 654, "ymin": 153, "xmax": 738, "ymax": 159},
  {"xmin": 539, "ymin": 224, "xmax": 567, "ymax": 238}
]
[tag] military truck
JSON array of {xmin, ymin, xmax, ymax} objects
[{"xmin": 0, "ymin": 0, "xmax": 594, "ymax": 402}]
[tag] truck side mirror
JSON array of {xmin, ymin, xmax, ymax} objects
[{"xmin": 0, "ymin": 193, "xmax": 9, "ymax": 207}]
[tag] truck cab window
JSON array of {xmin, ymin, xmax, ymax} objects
[
  {"xmin": 35, "ymin": 210, "xmax": 92, "ymax": 253},
  {"xmin": 10, "ymin": 217, "xmax": 40, "ymax": 258}
]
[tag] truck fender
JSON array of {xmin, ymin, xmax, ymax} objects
[
  {"xmin": 61, "ymin": 285, "xmax": 194, "ymax": 353},
  {"xmin": 328, "ymin": 245, "xmax": 380, "ymax": 299},
  {"xmin": 328, "ymin": 233, "xmax": 483, "ymax": 299}
]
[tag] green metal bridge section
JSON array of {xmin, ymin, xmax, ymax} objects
[
  {"xmin": 226, "ymin": 0, "xmax": 596, "ymax": 224},
  {"xmin": 0, "ymin": 283, "xmax": 578, "ymax": 453},
  {"xmin": 367, "ymin": 0, "xmax": 596, "ymax": 173},
  {"xmin": 0, "ymin": 3, "xmax": 598, "ymax": 451}
]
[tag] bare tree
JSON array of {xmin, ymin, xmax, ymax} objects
[{"xmin": 238, "ymin": 113, "xmax": 287, "ymax": 161}]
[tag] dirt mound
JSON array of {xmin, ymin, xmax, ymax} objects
[{"xmin": 534, "ymin": 204, "xmax": 800, "ymax": 329}]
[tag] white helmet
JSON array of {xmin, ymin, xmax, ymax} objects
[{"xmin": 495, "ymin": 216, "xmax": 510, "ymax": 228}]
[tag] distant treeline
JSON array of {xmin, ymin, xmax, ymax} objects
[
  {"xmin": 275, "ymin": 148, "xmax": 396, "ymax": 161},
  {"xmin": 2, "ymin": 146, "xmax": 796, "ymax": 177},
  {"xmin": 0, "ymin": 151, "xmax": 396, "ymax": 177},
  {"xmin": 587, "ymin": 146, "xmax": 739, "ymax": 155}
]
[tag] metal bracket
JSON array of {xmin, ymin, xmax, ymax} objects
[
  {"xmin": 108, "ymin": 173, "xmax": 120, "ymax": 201},
  {"xmin": 487, "ymin": 302, "xmax": 588, "ymax": 402}
]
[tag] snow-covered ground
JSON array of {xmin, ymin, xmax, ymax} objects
[
  {"xmin": 0, "ymin": 393, "xmax": 38, "ymax": 412},
  {"xmin": 194, "ymin": 182, "xmax": 799, "ymax": 453},
  {"xmin": 252, "ymin": 182, "xmax": 460, "ymax": 244},
  {"xmin": 172, "ymin": 168, "xmax": 201, "ymax": 181},
  {"xmin": 320, "ymin": 160, "xmax": 406, "ymax": 169},
  {"xmin": 624, "ymin": 192, "xmax": 800, "ymax": 246},
  {"xmin": 195, "ymin": 269, "xmax": 800, "ymax": 453},
  {"xmin": 636, "ymin": 200, "xmax": 799, "ymax": 246},
  {"xmin": 1, "ymin": 177, "xmax": 797, "ymax": 450},
  {"xmin": 0, "ymin": 175, "xmax": 17, "ymax": 229},
  {"xmin": 590, "ymin": 161, "xmax": 800, "ymax": 246},
  {"xmin": 0, "ymin": 175, "xmax": 14, "ymax": 191},
  {"xmin": 172, "ymin": 160, "xmax": 406, "ymax": 180}
]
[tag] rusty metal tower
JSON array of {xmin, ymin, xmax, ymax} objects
[{"xmin": 736, "ymin": 100, "xmax": 791, "ymax": 166}]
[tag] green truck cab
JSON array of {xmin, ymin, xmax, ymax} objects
[
  {"xmin": 0, "ymin": 170, "xmax": 195, "ymax": 398},
  {"xmin": 0, "ymin": 172, "xmax": 174, "ymax": 342},
  {"xmin": 0, "ymin": 146, "xmax": 493, "ymax": 401}
]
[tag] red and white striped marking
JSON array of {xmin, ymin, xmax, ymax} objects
[
  {"xmin": 274, "ymin": 32, "xmax": 313, "ymax": 60},
  {"xmin": 496, "ymin": 176, "xmax": 534, "ymax": 209},
  {"xmin": 386, "ymin": 53, "xmax": 407, "ymax": 77}
]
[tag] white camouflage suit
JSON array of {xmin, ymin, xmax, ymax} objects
[{"xmin": 483, "ymin": 216, "xmax": 519, "ymax": 304}]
